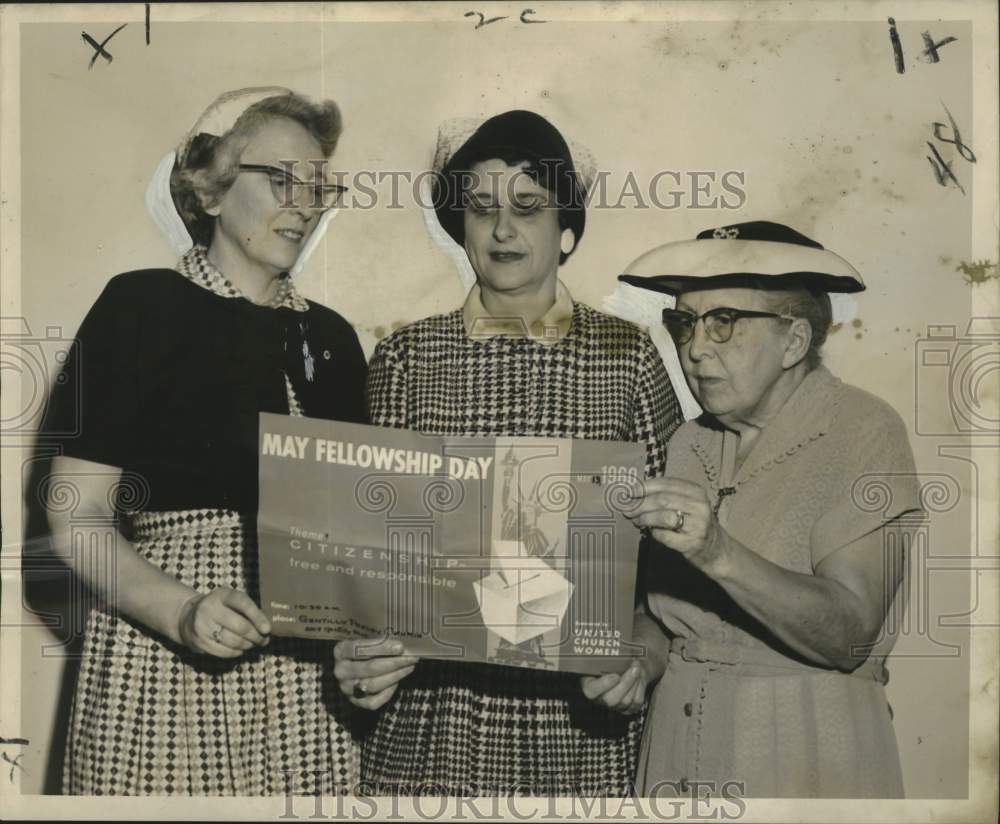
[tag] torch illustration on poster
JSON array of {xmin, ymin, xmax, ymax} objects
[{"xmin": 256, "ymin": 413, "xmax": 645, "ymax": 674}]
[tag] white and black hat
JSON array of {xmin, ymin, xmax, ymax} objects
[{"xmin": 619, "ymin": 221, "xmax": 865, "ymax": 295}]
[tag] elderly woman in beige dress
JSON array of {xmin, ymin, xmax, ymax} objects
[{"xmin": 617, "ymin": 221, "xmax": 921, "ymax": 798}]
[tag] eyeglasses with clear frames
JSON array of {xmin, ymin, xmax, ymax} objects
[
  {"xmin": 237, "ymin": 164, "xmax": 348, "ymax": 210},
  {"xmin": 662, "ymin": 306, "xmax": 796, "ymax": 345}
]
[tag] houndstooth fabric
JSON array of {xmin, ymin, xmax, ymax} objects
[
  {"xmin": 62, "ymin": 271, "xmax": 355, "ymax": 796},
  {"xmin": 64, "ymin": 510, "xmax": 359, "ymax": 795},
  {"xmin": 362, "ymin": 301, "xmax": 681, "ymax": 795},
  {"xmin": 175, "ymin": 245, "xmax": 310, "ymax": 312}
]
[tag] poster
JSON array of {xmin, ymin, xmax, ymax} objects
[{"xmin": 258, "ymin": 414, "xmax": 644, "ymax": 674}]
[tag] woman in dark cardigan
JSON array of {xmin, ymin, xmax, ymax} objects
[{"xmin": 42, "ymin": 87, "xmax": 367, "ymax": 795}]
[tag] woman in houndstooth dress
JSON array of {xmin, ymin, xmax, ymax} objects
[
  {"xmin": 43, "ymin": 89, "xmax": 366, "ymax": 795},
  {"xmin": 333, "ymin": 111, "xmax": 683, "ymax": 795}
]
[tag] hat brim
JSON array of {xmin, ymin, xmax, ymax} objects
[
  {"xmin": 619, "ymin": 271, "xmax": 866, "ymax": 295},
  {"xmin": 619, "ymin": 237, "xmax": 865, "ymax": 295}
]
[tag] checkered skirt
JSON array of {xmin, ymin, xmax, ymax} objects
[
  {"xmin": 362, "ymin": 303, "xmax": 680, "ymax": 795},
  {"xmin": 63, "ymin": 508, "xmax": 359, "ymax": 796}
]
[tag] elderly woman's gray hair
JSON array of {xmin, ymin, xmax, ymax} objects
[
  {"xmin": 170, "ymin": 93, "xmax": 342, "ymax": 247},
  {"xmin": 756, "ymin": 281, "xmax": 834, "ymax": 371}
]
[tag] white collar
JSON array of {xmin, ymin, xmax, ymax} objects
[
  {"xmin": 176, "ymin": 245, "xmax": 309, "ymax": 312},
  {"xmin": 462, "ymin": 279, "xmax": 575, "ymax": 344}
]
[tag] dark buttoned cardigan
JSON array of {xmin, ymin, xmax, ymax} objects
[{"xmin": 42, "ymin": 269, "xmax": 368, "ymax": 512}]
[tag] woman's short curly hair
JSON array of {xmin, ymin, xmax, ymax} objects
[{"xmin": 170, "ymin": 93, "xmax": 342, "ymax": 247}]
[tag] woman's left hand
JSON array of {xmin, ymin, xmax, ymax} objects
[
  {"xmin": 625, "ymin": 478, "xmax": 724, "ymax": 570},
  {"xmin": 580, "ymin": 660, "xmax": 650, "ymax": 716}
]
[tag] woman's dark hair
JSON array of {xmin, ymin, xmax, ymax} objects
[
  {"xmin": 432, "ymin": 111, "xmax": 586, "ymax": 265},
  {"xmin": 170, "ymin": 93, "xmax": 342, "ymax": 247}
]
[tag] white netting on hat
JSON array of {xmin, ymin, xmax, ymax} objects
[{"xmin": 430, "ymin": 116, "xmax": 597, "ymax": 196}]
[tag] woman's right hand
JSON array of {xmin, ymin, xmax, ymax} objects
[
  {"xmin": 333, "ymin": 639, "xmax": 419, "ymax": 710},
  {"xmin": 177, "ymin": 587, "xmax": 272, "ymax": 657},
  {"xmin": 580, "ymin": 659, "xmax": 655, "ymax": 716}
]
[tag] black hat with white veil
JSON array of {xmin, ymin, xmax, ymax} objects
[{"xmin": 430, "ymin": 110, "xmax": 596, "ymax": 266}]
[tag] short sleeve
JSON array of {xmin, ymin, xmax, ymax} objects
[
  {"xmin": 366, "ymin": 335, "xmax": 409, "ymax": 429},
  {"xmin": 630, "ymin": 331, "xmax": 683, "ymax": 479},
  {"xmin": 41, "ymin": 277, "xmax": 139, "ymax": 469},
  {"xmin": 810, "ymin": 410, "xmax": 922, "ymax": 569}
]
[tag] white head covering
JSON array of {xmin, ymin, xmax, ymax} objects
[
  {"xmin": 601, "ymin": 283, "xmax": 703, "ymax": 421},
  {"xmin": 144, "ymin": 86, "xmax": 340, "ymax": 277}
]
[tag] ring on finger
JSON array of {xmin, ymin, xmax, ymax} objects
[
  {"xmin": 670, "ymin": 510, "xmax": 685, "ymax": 532},
  {"xmin": 353, "ymin": 681, "xmax": 369, "ymax": 699},
  {"xmin": 211, "ymin": 626, "xmax": 225, "ymax": 644}
]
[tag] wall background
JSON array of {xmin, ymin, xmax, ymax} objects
[{"xmin": 5, "ymin": 3, "xmax": 995, "ymax": 802}]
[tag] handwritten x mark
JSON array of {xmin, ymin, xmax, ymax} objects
[
  {"xmin": 81, "ymin": 23, "xmax": 127, "ymax": 69},
  {"xmin": 2, "ymin": 751, "xmax": 24, "ymax": 783},
  {"xmin": 465, "ymin": 11, "xmax": 507, "ymax": 28},
  {"xmin": 918, "ymin": 31, "xmax": 958, "ymax": 63}
]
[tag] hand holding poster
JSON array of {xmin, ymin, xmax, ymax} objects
[{"xmin": 257, "ymin": 413, "xmax": 645, "ymax": 674}]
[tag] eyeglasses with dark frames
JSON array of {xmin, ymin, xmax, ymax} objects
[
  {"xmin": 237, "ymin": 164, "xmax": 348, "ymax": 210},
  {"xmin": 662, "ymin": 306, "xmax": 796, "ymax": 345}
]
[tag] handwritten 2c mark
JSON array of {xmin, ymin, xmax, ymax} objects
[
  {"xmin": 465, "ymin": 11, "xmax": 507, "ymax": 29},
  {"xmin": 81, "ymin": 23, "xmax": 127, "ymax": 69},
  {"xmin": 465, "ymin": 8, "xmax": 548, "ymax": 29}
]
